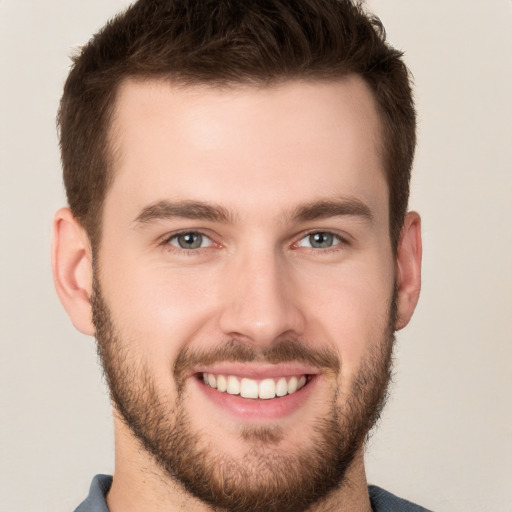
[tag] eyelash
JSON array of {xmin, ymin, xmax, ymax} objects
[
  {"xmin": 159, "ymin": 230, "xmax": 348, "ymax": 255},
  {"xmin": 160, "ymin": 231, "xmax": 216, "ymax": 255},
  {"xmin": 290, "ymin": 230, "xmax": 350, "ymax": 257}
]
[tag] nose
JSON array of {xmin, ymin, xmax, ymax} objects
[{"xmin": 218, "ymin": 249, "xmax": 306, "ymax": 346}]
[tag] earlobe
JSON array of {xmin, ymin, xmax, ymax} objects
[
  {"xmin": 395, "ymin": 211, "xmax": 422, "ymax": 330},
  {"xmin": 51, "ymin": 208, "xmax": 95, "ymax": 336}
]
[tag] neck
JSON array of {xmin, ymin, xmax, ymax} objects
[{"xmin": 107, "ymin": 415, "xmax": 373, "ymax": 512}]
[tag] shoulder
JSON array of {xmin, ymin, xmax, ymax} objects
[
  {"xmin": 73, "ymin": 474, "xmax": 112, "ymax": 512},
  {"xmin": 368, "ymin": 485, "xmax": 434, "ymax": 512}
]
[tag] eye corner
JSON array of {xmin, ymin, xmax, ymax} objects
[
  {"xmin": 161, "ymin": 230, "xmax": 218, "ymax": 252},
  {"xmin": 294, "ymin": 230, "xmax": 346, "ymax": 251}
]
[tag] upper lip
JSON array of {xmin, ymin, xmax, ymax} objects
[{"xmin": 190, "ymin": 363, "xmax": 320, "ymax": 380}]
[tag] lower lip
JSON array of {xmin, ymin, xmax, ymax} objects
[{"xmin": 193, "ymin": 376, "xmax": 318, "ymax": 421}]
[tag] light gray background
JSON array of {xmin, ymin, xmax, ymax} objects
[{"xmin": 1, "ymin": 1, "xmax": 511, "ymax": 511}]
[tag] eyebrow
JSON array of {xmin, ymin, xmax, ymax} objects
[
  {"xmin": 133, "ymin": 200, "xmax": 233, "ymax": 225},
  {"xmin": 133, "ymin": 197, "xmax": 373, "ymax": 227},
  {"xmin": 291, "ymin": 198, "xmax": 373, "ymax": 223}
]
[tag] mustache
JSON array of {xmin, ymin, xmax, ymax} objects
[{"xmin": 173, "ymin": 339, "xmax": 340, "ymax": 384}]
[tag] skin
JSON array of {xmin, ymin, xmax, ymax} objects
[{"xmin": 52, "ymin": 76, "xmax": 422, "ymax": 511}]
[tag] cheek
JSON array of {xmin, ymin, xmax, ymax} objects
[
  {"xmin": 98, "ymin": 254, "xmax": 222, "ymax": 373},
  {"xmin": 299, "ymin": 259, "xmax": 394, "ymax": 381}
]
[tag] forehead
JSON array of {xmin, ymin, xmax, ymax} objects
[{"xmin": 106, "ymin": 77, "xmax": 387, "ymax": 224}]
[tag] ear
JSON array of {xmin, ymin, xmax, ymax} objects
[
  {"xmin": 51, "ymin": 208, "xmax": 95, "ymax": 336},
  {"xmin": 395, "ymin": 211, "xmax": 422, "ymax": 330}
]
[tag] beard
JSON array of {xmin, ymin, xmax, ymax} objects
[{"xmin": 91, "ymin": 276, "xmax": 396, "ymax": 512}]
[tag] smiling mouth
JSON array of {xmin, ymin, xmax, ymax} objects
[{"xmin": 200, "ymin": 373, "xmax": 310, "ymax": 400}]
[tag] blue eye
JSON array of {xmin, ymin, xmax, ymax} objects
[
  {"xmin": 297, "ymin": 232, "xmax": 342, "ymax": 249},
  {"xmin": 169, "ymin": 232, "xmax": 212, "ymax": 249}
]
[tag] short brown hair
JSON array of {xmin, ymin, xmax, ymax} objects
[{"xmin": 58, "ymin": 0, "xmax": 416, "ymax": 250}]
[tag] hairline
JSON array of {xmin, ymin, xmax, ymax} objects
[{"xmin": 91, "ymin": 73, "xmax": 391, "ymax": 253}]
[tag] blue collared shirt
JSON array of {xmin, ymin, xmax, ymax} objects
[{"xmin": 74, "ymin": 474, "xmax": 433, "ymax": 511}]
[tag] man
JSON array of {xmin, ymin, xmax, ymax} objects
[{"xmin": 51, "ymin": 0, "xmax": 426, "ymax": 510}]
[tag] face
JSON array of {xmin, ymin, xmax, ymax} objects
[{"xmin": 94, "ymin": 77, "xmax": 397, "ymax": 511}]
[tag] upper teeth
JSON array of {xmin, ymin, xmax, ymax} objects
[{"xmin": 202, "ymin": 373, "xmax": 307, "ymax": 399}]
